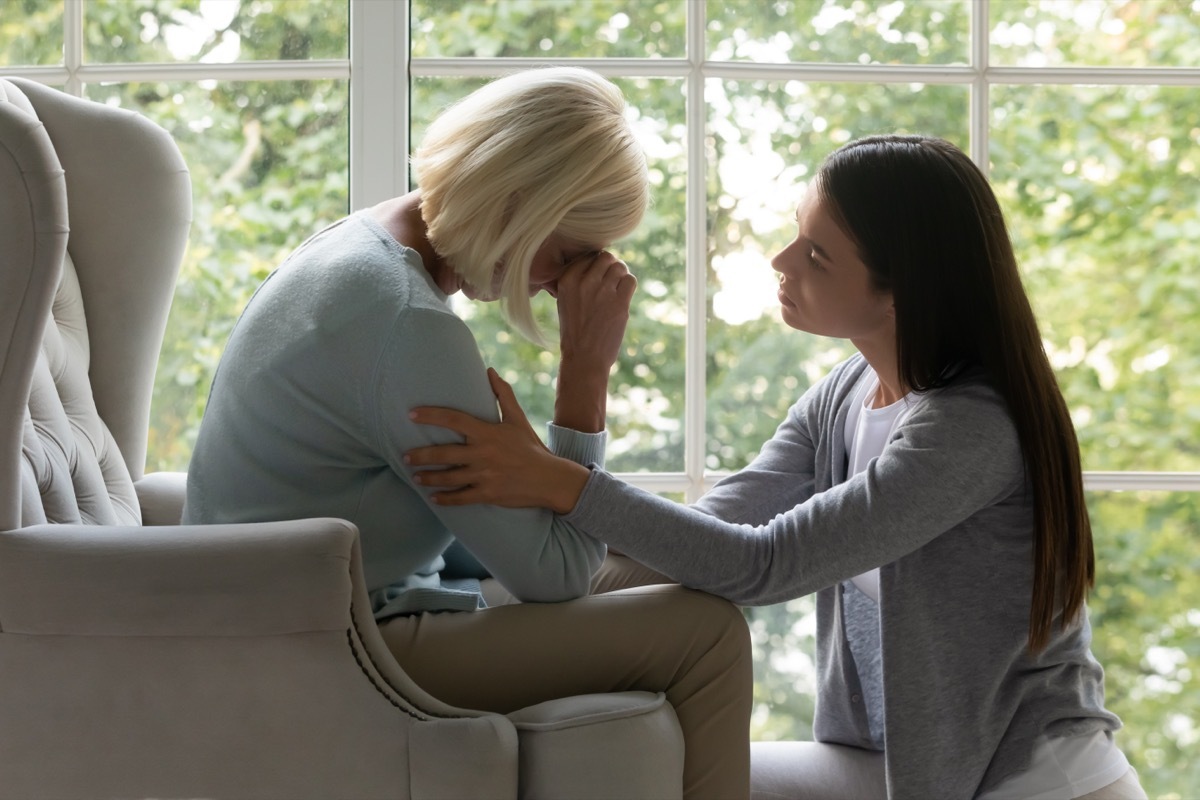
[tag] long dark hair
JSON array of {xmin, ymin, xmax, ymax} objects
[{"xmin": 816, "ymin": 134, "xmax": 1093, "ymax": 653}]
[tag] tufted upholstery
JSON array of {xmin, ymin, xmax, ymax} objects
[
  {"xmin": 2, "ymin": 76, "xmax": 190, "ymax": 531},
  {"xmin": 23, "ymin": 249, "xmax": 141, "ymax": 526},
  {"xmin": 0, "ymin": 77, "xmax": 684, "ymax": 799}
]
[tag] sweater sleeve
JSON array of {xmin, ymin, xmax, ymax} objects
[
  {"xmin": 693, "ymin": 394, "xmax": 818, "ymax": 525},
  {"xmin": 565, "ymin": 381, "xmax": 1024, "ymax": 606},
  {"xmin": 372, "ymin": 306, "xmax": 605, "ymax": 603}
]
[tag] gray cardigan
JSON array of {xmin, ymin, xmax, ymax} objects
[{"xmin": 566, "ymin": 354, "xmax": 1121, "ymax": 799}]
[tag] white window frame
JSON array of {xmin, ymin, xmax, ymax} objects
[{"xmin": 14, "ymin": 0, "xmax": 1200, "ymax": 500}]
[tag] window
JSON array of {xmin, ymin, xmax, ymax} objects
[
  {"xmin": 5, "ymin": 2, "xmax": 1197, "ymax": 795},
  {"xmin": 402, "ymin": 8, "xmax": 1200, "ymax": 791}
]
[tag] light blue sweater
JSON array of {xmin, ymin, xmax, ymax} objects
[
  {"xmin": 183, "ymin": 211, "xmax": 607, "ymax": 617},
  {"xmin": 566, "ymin": 354, "xmax": 1122, "ymax": 799}
]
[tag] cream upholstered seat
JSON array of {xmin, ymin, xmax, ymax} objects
[{"xmin": 0, "ymin": 76, "xmax": 684, "ymax": 800}]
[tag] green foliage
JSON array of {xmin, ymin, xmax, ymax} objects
[
  {"xmin": 412, "ymin": 0, "xmax": 686, "ymax": 58},
  {"xmin": 0, "ymin": 0, "xmax": 63, "ymax": 65},
  {"xmin": 1088, "ymin": 492, "xmax": 1200, "ymax": 797},
  {"xmin": 76, "ymin": 0, "xmax": 350, "ymax": 471}
]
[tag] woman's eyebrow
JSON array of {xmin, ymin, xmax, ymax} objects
[{"xmin": 809, "ymin": 239, "xmax": 833, "ymax": 261}]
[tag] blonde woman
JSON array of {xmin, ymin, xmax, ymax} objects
[{"xmin": 183, "ymin": 67, "xmax": 751, "ymax": 799}]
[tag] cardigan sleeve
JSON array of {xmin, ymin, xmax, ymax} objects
[
  {"xmin": 566, "ymin": 380, "xmax": 1024, "ymax": 606},
  {"xmin": 693, "ymin": 394, "xmax": 819, "ymax": 525}
]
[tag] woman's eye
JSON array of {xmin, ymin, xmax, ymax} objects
[{"xmin": 808, "ymin": 250, "xmax": 824, "ymax": 270}]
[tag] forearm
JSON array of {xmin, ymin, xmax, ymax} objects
[{"xmin": 553, "ymin": 358, "xmax": 609, "ymax": 433}]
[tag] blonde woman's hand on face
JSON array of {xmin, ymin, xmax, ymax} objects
[
  {"xmin": 552, "ymin": 251, "xmax": 637, "ymax": 433},
  {"xmin": 407, "ymin": 368, "xmax": 591, "ymax": 514},
  {"xmin": 556, "ymin": 250, "xmax": 637, "ymax": 373}
]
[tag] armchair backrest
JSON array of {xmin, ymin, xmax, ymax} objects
[{"xmin": 0, "ymin": 77, "xmax": 191, "ymax": 531}]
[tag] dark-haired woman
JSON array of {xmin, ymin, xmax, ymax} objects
[{"xmin": 402, "ymin": 134, "xmax": 1145, "ymax": 799}]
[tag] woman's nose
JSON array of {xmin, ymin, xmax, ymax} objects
[{"xmin": 770, "ymin": 240, "xmax": 799, "ymax": 275}]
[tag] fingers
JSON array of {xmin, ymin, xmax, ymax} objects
[
  {"xmin": 404, "ymin": 444, "xmax": 468, "ymax": 468},
  {"xmin": 615, "ymin": 270, "xmax": 637, "ymax": 305},
  {"xmin": 561, "ymin": 250, "xmax": 635, "ymax": 296},
  {"xmin": 410, "ymin": 466, "xmax": 471, "ymax": 488},
  {"xmin": 487, "ymin": 367, "xmax": 517, "ymax": 411},
  {"xmin": 488, "ymin": 370, "xmax": 546, "ymax": 442},
  {"xmin": 409, "ymin": 467, "xmax": 499, "ymax": 506},
  {"xmin": 408, "ymin": 406, "xmax": 485, "ymax": 436}
]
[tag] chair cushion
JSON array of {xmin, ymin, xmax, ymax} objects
[{"xmin": 508, "ymin": 691, "xmax": 684, "ymax": 799}]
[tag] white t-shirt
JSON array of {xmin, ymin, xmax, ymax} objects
[
  {"xmin": 844, "ymin": 366, "xmax": 1129, "ymax": 799},
  {"xmin": 842, "ymin": 368, "xmax": 922, "ymax": 601}
]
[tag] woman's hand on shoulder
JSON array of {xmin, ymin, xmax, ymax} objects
[{"xmin": 407, "ymin": 368, "xmax": 591, "ymax": 514}]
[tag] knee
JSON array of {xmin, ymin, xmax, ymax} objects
[{"xmin": 678, "ymin": 589, "xmax": 753, "ymax": 671}]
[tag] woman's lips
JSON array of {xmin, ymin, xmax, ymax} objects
[{"xmin": 778, "ymin": 288, "xmax": 795, "ymax": 308}]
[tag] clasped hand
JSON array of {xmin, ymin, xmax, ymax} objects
[
  {"xmin": 555, "ymin": 249, "xmax": 637, "ymax": 373},
  {"xmin": 407, "ymin": 368, "xmax": 590, "ymax": 515}
]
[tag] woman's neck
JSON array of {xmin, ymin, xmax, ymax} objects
[
  {"xmin": 852, "ymin": 331, "xmax": 906, "ymax": 408},
  {"xmin": 370, "ymin": 190, "xmax": 461, "ymax": 296}
]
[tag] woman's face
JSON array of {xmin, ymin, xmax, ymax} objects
[
  {"xmin": 771, "ymin": 189, "xmax": 894, "ymax": 342},
  {"xmin": 462, "ymin": 234, "xmax": 601, "ymax": 301},
  {"xmin": 526, "ymin": 233, "xmax": 601, "ymax": 298}
]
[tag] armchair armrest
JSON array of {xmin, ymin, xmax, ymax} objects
[
  {"xmin": 133, "ymin": 470, "xmax": 187, "ymax": 525},
  {"xmin": 0, "ymin": 518, "xmax": 358, "ymax": 637}
]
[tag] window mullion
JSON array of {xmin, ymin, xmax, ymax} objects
[
  {"xmin": 350, "ymin": 0, "xmax": 409, "ymax": 212},
  {"xmin": 971, "ymin": 0, "xmax": 990, "ymax": 176},
  {"xmin": 63, "ymin": 0, "xmax": 83, "ymax": 94},
  {"xmin": 684, "ymin": 0, "xmax": 708, "ymax": 503}
]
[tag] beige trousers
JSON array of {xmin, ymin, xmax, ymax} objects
[
  {"xmin": 379, "ymin": 555, "xmax": 753, "ymax": 800},
  {"xmin": 750, "ymin": 741, "xmax": 1148, "ymax": 800}
]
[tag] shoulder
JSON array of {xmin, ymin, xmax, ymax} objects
[
  {"xmin": 905, "ymin": 376, "xmax": 1023, "ymax": 469},
  {"xmin": 916, "ymin": 376, "xmax": 1013, "ymax": 430}
]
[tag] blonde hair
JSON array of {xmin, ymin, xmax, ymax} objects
[{"xmin": 412, "ymin": 67, "xmax": 649, "ymax": 342}]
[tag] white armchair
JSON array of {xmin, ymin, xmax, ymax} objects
[{"xmin": 0, "ymin": 76, "xmax": 684, "ymax": 800}]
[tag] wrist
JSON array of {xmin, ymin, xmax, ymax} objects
[
  {"xmin": 554, "ymin": 362, "xmax": 609, "ymax": 433},
  {"xmin": 549, "ymin": 461, "xmax": 591, "ymax": 515}
]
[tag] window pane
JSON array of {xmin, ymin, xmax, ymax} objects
[
  {"xmin": 84, "ymin": 0, "xmax": 348, "ymax": 63},
  {"xmin": 411, "ymin": 0, "xmax": 686, "ymax": 59},
  {"xmin": 0, "ymin": 0, "xmax": 62, "ymax": 65},
  {"xmin": 1086, "ymin": 491, "xmax": 1200, "ymax": 799},
  {"xmin": 746, "ymin": 595, "xmax": 817, "ymax": 742},
  {"xmin": 86, "ymin": 79, "xmax": 349, "ymax": 472},
  {"xmin": 991, "ymin": 0, "xmax": 1200, "ymax": 67},
  {"xmin": 706, "ymin": 0, "xmax": 970, "ymax": 64},
  {"xmin": 411, "ymin": 75, "xmax": 688, "ymax": 473},
  {"xmin": 706, "ymin": 78, "xmax": 969, "ymax": 472},
  {"xmin": 991, "ymin": 84, "xmax": 1200, "ymax": 472}
]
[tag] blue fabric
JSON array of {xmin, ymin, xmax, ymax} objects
[{"xmin": 184, "ymin": 211, "xmax": 606, "ymax": 616}]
